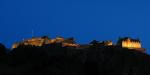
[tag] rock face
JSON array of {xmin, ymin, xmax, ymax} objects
[
  {"xmin": 0, "ymin": 44, "xmax": 150, "ymax": 75},
  {"xmin": 0, "ymin": 43, "xmax": 6, "ymax": 56}
]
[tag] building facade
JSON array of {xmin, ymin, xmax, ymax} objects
[{"xmin": 117, "ymin": 37, "xmax": 145, "ymax": 52}]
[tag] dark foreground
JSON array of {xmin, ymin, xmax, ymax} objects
[{"xmin": 0, "ymin": 44, "xmax": 150, "ymax": 75}]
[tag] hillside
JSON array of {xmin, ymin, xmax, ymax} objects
[{"xmin": 0, "ymin": 43, "xmax": 150, "ymax": 75}]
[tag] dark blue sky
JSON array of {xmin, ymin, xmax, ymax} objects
[{"xmin": 0, "ymin": 0, "xmax": 150, "ymax": 53}]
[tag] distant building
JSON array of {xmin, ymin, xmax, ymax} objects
[
  {"xmin": 12, "ymin": 36, "xmax": 79, "ymax": 49},
  {"xmin": 117, "ymin": 37, "xmax": 145, "ymax": 52},
  {"xmin": 12, "ymin": 36, "xmax": 145, "ymax": 53},
  {"xmin": 62, "ymin": 37, "xmax": 79, "ymax": 47},
  {"xmin": 90, "ymin": 40, "xmax": 113, "ymax": 46},
  {"xmin": 12, "ymin": 36, "xmax": 51, "ymax": 48},
  {"xmin": 101, "ymin": 41, "xmax": 113, "ymax": 46}
]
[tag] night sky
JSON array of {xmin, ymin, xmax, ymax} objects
[{"xmin": 0, "ymin": 0, "xmax": 150, "ymax": 53}]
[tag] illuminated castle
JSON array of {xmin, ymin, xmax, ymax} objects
[
  {"xmin": 12, "ymin": 36, "xmax": 51, "ymax": 48},
  {"xmin": 12, "ymin": 36, "xmax": 79, "ymax": 49},
  {"xmin": 117, "ymin": 37, "xmax": 145, "ymax": 52},
  {"xmin": 12, "ymin": 36, "xmax": 145, "ymax": 52}
]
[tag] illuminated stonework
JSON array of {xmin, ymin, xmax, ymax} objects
[
  {"xmin": 12, "ymin": 36, "xmax": 79, "ymax": 49},
  {"xmin": 116, "ymin": 37, "xmax": 145, "ymax": 52},
  {"xmin": 12, "ymin": 36, "xmax": 145, "ymax": 52},
  {"xmin": 102, "ymin": 41, "xmax": 113, "ymax": 46},
  {"xmin": 122, "ymin": 39, "xmax": 141, "ymax": 48},
  {"xmin": 12, "ymin": 43, "xmax": 20, "ymax": 49},
  {"xmin": 12, "ymin": 36, "xmax": 51, "ymax": 48},
  {"xmin": 62, "ymin": 43, "xmax": 79, "ymax": 47},
  {"xmin": 117, "ymin": 37, "xmax": 141, "ymax": 49}
]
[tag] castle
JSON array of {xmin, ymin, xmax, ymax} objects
[
  {"xmin": 117, "ymin": 37, "xmax": 141, "ymax": 48},
  {"xmin": 12, "ymin": 36, "xmax": 145, "ymax": 52},
  {"xmin": 12, "ymin": 36, "xmax": 79, "ymax": 49},
  {"xmin": 116, "ymin": 37, "xmax": 145, "ymax": 52}
]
